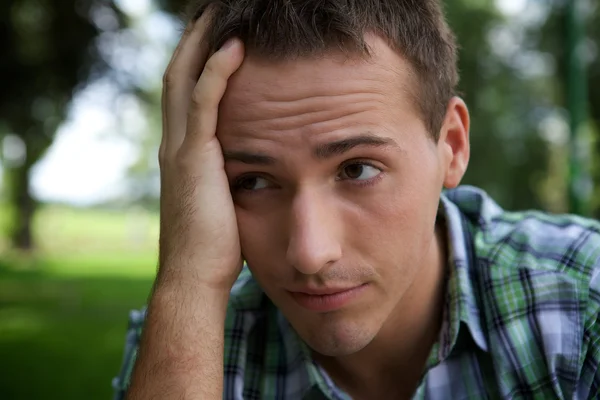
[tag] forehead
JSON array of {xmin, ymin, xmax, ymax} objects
[
  {"xmin": 220, "ymin": 35, "xmax": 417, "ymax": 115},
  {"xmin": 216, "ymin": 36, "xmax": 424, "ymax": 151}
]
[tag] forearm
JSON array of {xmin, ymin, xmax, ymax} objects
[
  {"xmin": 126, "ymin": 9, "xmax": 246, "ymax": 398},
  {"xmin": 126, "ymin": 279, "xmax": 229, "ymax": 400}
]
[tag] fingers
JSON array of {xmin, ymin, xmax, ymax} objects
[
  {"xmin": 161, "ymin": 10, "xmax": 214, "ymax": 158},
  {"xmin": 182, "ymin": 38, "xmax": 245, "ymax": 153}
]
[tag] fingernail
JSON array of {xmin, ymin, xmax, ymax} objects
[{"xmin": 221, "ymin": 38, "xmax": 240, "ymax": 51}]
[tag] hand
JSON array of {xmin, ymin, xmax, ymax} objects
[{"xmin": 158, "ymin": 12, "xmax": 245, "ymax": 294}]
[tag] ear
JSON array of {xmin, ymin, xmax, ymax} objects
[{"xmin": 437, "ymin": 97, "xmax": 470, "ymax": 189}]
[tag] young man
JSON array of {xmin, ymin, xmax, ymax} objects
[{"xmin": 113, "ymin": 0, "xmax": 600, "ymax": 399}]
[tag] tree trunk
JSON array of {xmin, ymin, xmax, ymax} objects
[
  {"xmin": 8, "ymin": 161, "xmax": 37, "ymax": 251},
  {"xmin": 5, "ymin": 130, "xmax": 49, "ymax": 252}
]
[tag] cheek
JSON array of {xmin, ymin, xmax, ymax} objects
[
  {"xmin": 352, "ymin": 191, "xmax": 427, "ymax": 262},
  {"xmin": 400, "ymin": 144, "xmax": 443, "ymax": 221},
  {"xmin": 349, "ymin": 158, "xmax": 440, "ymax": 271},
  {"xmin": 236, "ymin": 210, "xmax": 264, "ymax": 259},
  {"xmin": 235, "ymin": 207, "xmax": 286, "ymax": 278}
]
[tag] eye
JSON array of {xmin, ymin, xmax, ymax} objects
[
  {"xmin": 233, "ymin": 176, "xmax": 271, "ymax": 192},
  {"xmin": 339, "ymin": 162, "xmax": 382, "ymax": 181}
]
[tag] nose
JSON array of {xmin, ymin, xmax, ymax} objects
[{"xmin": 285, "ymin": 188, "xmax": 342, "ymax": 275}]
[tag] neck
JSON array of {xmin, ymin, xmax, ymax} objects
[{"xmin": 314, "ymin": 221, "xmax": 448, "ymax": 398}]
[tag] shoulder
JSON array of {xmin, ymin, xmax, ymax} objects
[
  {"xmin": 446, "ymin": 186, "xmax": 600, "ymax": 397},
  {"xmin": 445, "ymin": 186, "xmax": 600, "ymax": 318},
  {"xmin": 445, "ymin": 185, "xmax": 600, "ymax": 282}
]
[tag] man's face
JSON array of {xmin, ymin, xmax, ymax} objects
[{"xmin": 217, "ymin": 36, "xmax": 463, "ymax": 357}]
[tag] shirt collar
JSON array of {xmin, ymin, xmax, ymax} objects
[{"xmin": 438, "ymin": 191, "xmax": 489, "ymax": 354}]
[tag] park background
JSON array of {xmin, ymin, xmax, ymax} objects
[{"xmin": 0, "ymin": 0, "xmax": 599, "ymax": 398}]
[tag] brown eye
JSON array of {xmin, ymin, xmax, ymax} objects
[
  {"xmin": 234, "ymin": 176, "xmax": 270, "ymax": 191},
  {"xmin": 344, "ymin": 164, "xmax": 365, "ymax": 179},
  {"xmin": 339, "ymin": 163, "xmax": 381, "ymax": 181},
  {"xmin": 241, "ymin": 177, "xmax": 258, "ymax": 190}
]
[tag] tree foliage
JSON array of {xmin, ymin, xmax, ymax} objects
[
  {"xmin": 445, "ymin": 0, "xmax": 550, "ymax": 211},
  {"xmin": 0, "ymin": 0, "xmax": 127, "ymax": 249}
]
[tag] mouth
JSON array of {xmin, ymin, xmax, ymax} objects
[{"xmin": 288, "ymin": 284, "xmax": 369, "ymax": 312}]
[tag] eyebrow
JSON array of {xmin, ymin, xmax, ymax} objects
[
  {"xmin": 313, "ymin": 134, "xmax": 399, "ymax": 159},
  {"xmin": 222, "ymin": 151, "xmax": 276, "ymax": 165},
  {"xmin": 222, "ymin": 133, "xmax": 399, "ymax": 165}
]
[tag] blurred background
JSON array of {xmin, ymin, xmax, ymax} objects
[{"xmin": 0, "ymin": 0, "xmax": 598, "ymax": 398}]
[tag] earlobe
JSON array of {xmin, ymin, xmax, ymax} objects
[{"xmin": 440, "ymin": 97, "xmax": 470, "ymax": 189}]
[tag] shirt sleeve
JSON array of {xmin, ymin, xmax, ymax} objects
[
  {"xmin": 578, "ymin": 256, "xmax": 600, "ymax": 399},
  {"xmin": 112, "ymin": 307, "xmax": 146, "ymax": 400}
]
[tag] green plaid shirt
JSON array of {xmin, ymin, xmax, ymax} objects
[{"xmin": 113, "ymin": 186, "xmax": 600, "ymax": 399}]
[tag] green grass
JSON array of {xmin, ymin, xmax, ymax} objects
[{"xmin": 0, "ymin": 205, "xmax": 159, "ymax": 400}]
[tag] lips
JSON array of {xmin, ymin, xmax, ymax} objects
[
  {"xmin": 293, "ymin": 287, "xmax": 359, "ymax": 296},
  {"xmin": 288, "ymin": 284, "xmax": 368, "ymax": 312}
]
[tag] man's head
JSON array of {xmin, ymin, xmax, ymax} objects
[{"xmin": 189, "ymin": 0, "xmax": 470, "ymax": 357}]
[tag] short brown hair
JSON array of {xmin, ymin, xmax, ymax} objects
[{"xmin": 186, "ymin": 0, "xmax": 458, "ymax": 139}]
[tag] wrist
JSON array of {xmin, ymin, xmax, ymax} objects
[
  {"xmin": 151, "ymin": 279, "xmax": 231, "ymax": 317},
  {"xmin": 157, "ymin": 257, "xmax": 242, "ymax": 295}
]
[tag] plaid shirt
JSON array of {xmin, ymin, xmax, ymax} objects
[{"xmin": 113, "ymin": 186, "xmax": 600, "ymax": 399}]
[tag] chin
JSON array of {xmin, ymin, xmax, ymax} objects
[{"xmin": 299, "ymin": 318, "xmax": 377, "ymax": 357}]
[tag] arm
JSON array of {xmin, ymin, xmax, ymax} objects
[
  {"xmin": 126, "ymin": 286, "xmax": 229, "ymax": 399},
  {"xmin": 124, "ymin": 11, "xmax": 245, "ymax": 399}
]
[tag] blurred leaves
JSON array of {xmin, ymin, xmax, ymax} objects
[
  {"xmin": 0, "ymin": 0, "xmax": 129, "ymax": 249},
  {"xmin": 445, "ymin": 0, "xmax": 549, "ymax": 210},
  {"xmin": 1, "ymin": 0, "xmax": 128, "ymax": 130},
  {"xmin": 445, "ymin": 0, "xmax": 599, "ymax": 214}
]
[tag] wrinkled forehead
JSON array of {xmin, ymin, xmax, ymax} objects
[{"xmin": 218, "ymin": 35, "xmax": 419, "ymax": 122}]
